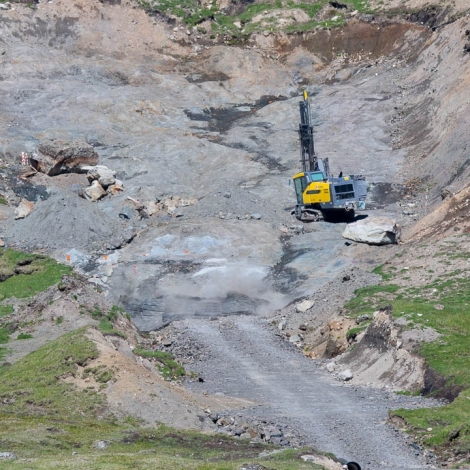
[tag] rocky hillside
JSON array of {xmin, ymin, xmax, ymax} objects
[{"xmin": 1, "ymin": 0, "xmax": 470, "ymax": 467}]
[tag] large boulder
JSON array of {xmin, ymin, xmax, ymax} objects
[
  {"xmin": 31, "ymin": 140, "xmax": 98, "ymax": 176},
  {"xmin": 342, "ymin": 217, "xmax": 401, "ymax": 245}
]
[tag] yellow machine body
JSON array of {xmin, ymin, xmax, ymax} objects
[{"xmin": 293, "ymin": 172, "xmax": 332, "ymax": 205}]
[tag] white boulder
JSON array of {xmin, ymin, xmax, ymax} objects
[
  {"xmin": 342, "ymin": 216, "xmax": 401, "ymax": 245},
  {"xmin": 296, "ymin": 299, "xmax": 314, "ymax": 313}
]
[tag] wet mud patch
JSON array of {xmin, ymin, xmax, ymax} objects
[
  {"xmin": 408, "ymin": 5, "xmax": 449, "ymax": 30},
  {"xmin": 422, "ymin": 366, "xmax": 464, "ymax": 401},
  {"xmin": 8, "ymin": 179, "xmax": 49, "ymax": 203},
  {"xmin": 185, "ymin": 95, "xmax": 287, "ymax": 133},
  {"xmin": 269, "ymin": 244, "xmax": 310, "ymax": 294},
  {"xmin": 367, "ymin": 182, "xmax": 405, "ymax": 209},
  {"xmin": 251, "ymin": 152, "xmax": 288, "ymax": 171},
  {"xmin": 185, "ymin": 71, "xmax": 229, "ymax": 83}
]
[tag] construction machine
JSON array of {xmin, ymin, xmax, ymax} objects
[{"xmin": 292, "ymin": 91, "xmax": 367, "ymax": 221}]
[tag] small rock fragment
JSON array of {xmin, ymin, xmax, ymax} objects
[
  {"xmin": 339, "ymin": 369, "xmax": 353, "ymax": 381},
  {"xmin": 14, "ymin": 199, "xmax": 34, "ymax": 219},
  {"xmin": 296, "ymin": 299, "xmax": 314, "ymax": 313},
  {"xmin": 83, "ymin": 180, "xmax": 107, "ymax": 202},
  {"xmin": 326, "ymin": 362, "xmax": 336, "ymax": 372}
]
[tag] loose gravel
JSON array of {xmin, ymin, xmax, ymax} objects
[{"xmin": 169, "ymin": 315, "xmax": 442, "ymax": 470}]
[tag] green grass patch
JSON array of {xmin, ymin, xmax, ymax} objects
[
  {"xmin": 0, "ymin": 328, "xmax": 101, "ymax": 421},
  {"xmin": 0, "ymin": 347, "xmax": 7, "ymax": 361},
  {"xmin": 135, "ymin": 0, "xmax": 372, "ymax": 35},
  {"xmin": 134, "ymin": 348, "xmax": 185, "ymax": 380},
  {"xmin": 82, "ymin": 304, "xmax": 128, "ymax": 338},
  {"xmin": 0, "ymin": 418, "xmax": 326, "ymax": 468},
  {"xmin": 17, "ymin": 333, "xmax": 33, "ymax": 340},
  {"xmin": 0, "ymin": 328, "xmax": 326, "ymax": 468},
  {"xmin": 372, "ymin": 263, "xmax": 395, "ymax": 281},
  {"xmin": 98, "ymin": 319, "xmax": 127, "ymax": 338},
  {"xmin": 0, "ymin": 326, "xmax": 10, "ymax": 344},
  {"xmin": 346, "ymin": 324, "xmax": 368, "ymax": 340},
  {"xmin": 0, "ymin": 249, "xmax": 71, "ymax": 301},
  {"xmin": 343, "ymin": 283, "xmax": 399, "ymax": 318},
  {"xmin": 393, "ymin": 390, "xmax": 470, "ymax": 459},
  {"xmin": 0, "ymin": 304, "xmax": 14, "ymax": 318},
  {"xmin": 347, "ymin": 251, "xmax": 470, "ymax": 459}
]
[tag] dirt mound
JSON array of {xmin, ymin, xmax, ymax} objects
[{"xmin": 5, "ymin": 191, "xmax": 124, "ymax": 251}]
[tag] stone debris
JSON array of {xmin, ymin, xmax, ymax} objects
[
  {"xmin": 5, "ymin": 192, "xmax": 124, "ymax": 250},
  {"xmin": 0, "ymin": 452, "xmax": 16, "ymax": 460},
  {"xmin": 157, "ymin": 195, "xmax": 198, "ymax": 215},
  {"xmin": 78, "ymin": 165, "xmax": 123, "ymax": 201},
  {"xmin": 119, "ymin": 204, "xmax": 138, "ymax": 220},
  {"xmin": 85, "ymin": 165, "xmax": 116, "ymax": 189},
  {"xmin": 342, "ymin": 216, "xmax": 402, "ymax": 245},
  {"xmin": 83, "ymin": 180, "xmax": 107, "ymax": 202},
  {"xmin": 14, "ymin": 199, "xmax": 34, "ymax": 219},
  {"xmin": 296, "ymin": 299, "xmax": 314, "ymax": 313},
  {"xmin": 339, "ymin": 369, "xmax": 353, "ymax": 381},
  {"xmin": 205, "ymin": 410, "xmax": 294, "ymax": 446},
  {"xmin": 326, "ymin": 362, "xmax": 336, "ymax": 372}
]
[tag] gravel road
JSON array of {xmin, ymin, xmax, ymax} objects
[{"xmin": 179, "ymin": 315, "xmax": 439, "ymax": 470}]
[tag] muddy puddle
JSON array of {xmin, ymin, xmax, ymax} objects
[{"xmin": 185, "ymin": 95, "xmax": 287, "ymax": 133}]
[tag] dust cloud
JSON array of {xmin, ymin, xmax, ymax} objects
[
  {"xmin": 158, "ymin": 261, "xmax": 288, "ymax": 317},
  {"xmin": 113, "ymin": 259, "xmax": 289, "ymax": 329}
]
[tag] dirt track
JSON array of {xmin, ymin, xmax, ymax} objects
[{"xmin": 180, "ymin": 316, "xmax": 438, "ymax": 470}]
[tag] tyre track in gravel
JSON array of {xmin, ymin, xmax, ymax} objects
[{"xmin": 180, "ymin": 316, "xmax": 437, "ymax": 470}]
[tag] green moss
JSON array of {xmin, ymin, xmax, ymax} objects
[
  {"xmin": 17, "ymin": 333, "xmax": 33, "ymax": 340},
  {"xmin": 134, "ymin": 348, "xmax": 185, "ymax": 380},
  {"xmin": 0, "ymin": 249, "xmax": 71, "ymax": 301},
  {"xmin": 346, "ymin": 324, "xmax": 368, "ymax": 340},
  {"xmin": 0, "ymin": 305, "xmax": 14, "ymax": 318}
]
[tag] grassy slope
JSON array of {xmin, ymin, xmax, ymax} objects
[
  {"xmin": 343, "ymin": 239, "xmax": 470, "ymax": 463},
  {"xmin": 136, "ymin": 0, "xmax": 375, "ymax": 36},
  {"xmin": 0, "ymin": 250, "xmax": 327, "ymax": 469},
  {"xmin": 0, "ymin": 329, "xmax": 325, "ymax": 469}
]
